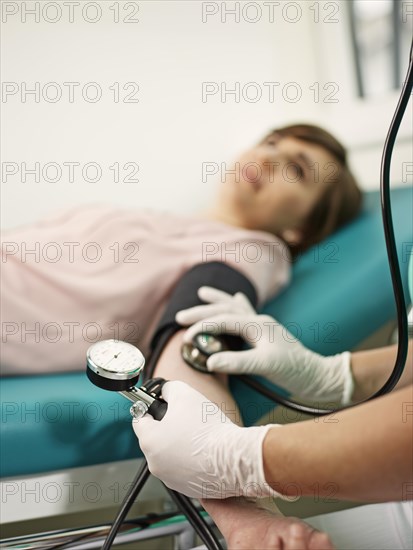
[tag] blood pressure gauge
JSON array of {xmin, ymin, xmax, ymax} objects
[
  {"xmin": 87, "ymin": 339, "xmax": 145, "ymax": 390},
  {"xmin": 86, "ymin": 339, "xmax": 167, "ymax": 420}
]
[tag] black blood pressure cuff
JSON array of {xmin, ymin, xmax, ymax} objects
[{"xmin": 146, "ymin": 262, "xmax": 257, "ymax": 378}]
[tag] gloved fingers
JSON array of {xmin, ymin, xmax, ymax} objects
[
  {"xmin": 161, "ymin": 380, "xmax": 211, "ymax": 412},
  {"xmin": 197, "ymin": 286, "xmax": 236, "ymax": 304},
  {"xmin": 133, "ymin": 382, "xmax": 192, "ymax": 446},
  {"xmin": 207, "ymin": 348, "xmax": 260, "ymax": 373},
  {"xmin": 160, "ymin": 380, "xmax": 194, "ymax": 403},
  {"xmin": 182, "ymin": 313, "xmax": 255, "ymax": 343},
  {"xmin": 198, "ymin": 286, "xmax": 256, "ymax": 315},
  {"xmin": 176, "ymin": 303, "xmax": 240, "ymax": 326},
  {"xmin": 159, "ymin": 380, "xmax": 177, "ymax": 403},
  {"xmin": 177, "ymin": 288, "xmax": 256, "ymax": 327}
]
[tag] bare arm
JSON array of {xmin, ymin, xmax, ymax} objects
[
  {"xmin": 263, "ymin": 383, "xmax": 413, "ymax": 503},
  {"xmin": 152, "ymin": 329, "xmax": 243, "ymax": 426},
  {"xmin": 351, "ymin": 340, "xmax": 412, "ymax": 402}
]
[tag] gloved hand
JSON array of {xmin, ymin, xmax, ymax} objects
[
  {"xmin": 176, "ymin": 287, "xmax": 354, "ymax": 405},
  {"xmin": 133, "ymin": 380, "xmax": 283, "ymax": 500}
]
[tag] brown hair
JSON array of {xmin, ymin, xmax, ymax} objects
[{"xmin": 267, "ymin": 123, "xmax": 363, "ymax": 257}]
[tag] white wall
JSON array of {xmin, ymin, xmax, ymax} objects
[{"xmin": 1, "ymin": 1, "xmax": 411, "ymax": 230}]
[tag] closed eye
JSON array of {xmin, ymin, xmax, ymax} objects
[
  {"xmin": 294, "ymin": 163, "xmax": 305, "ymax": 179},
  {"xmin": 288, "ymin": 160, "xmax": 306, "ymax": 182}
]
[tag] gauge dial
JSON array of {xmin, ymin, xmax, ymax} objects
[{"xmin": 86, "ymin": 339, "xmax": 145, "ymax": 379}]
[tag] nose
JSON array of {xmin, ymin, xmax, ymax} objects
[{"xmin": 255, "ymin": 145, "xmax": 289, "ymax": 178}]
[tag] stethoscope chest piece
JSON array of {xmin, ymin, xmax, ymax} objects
[{"xmin": 181, "ymin": 333, "xmax": 228, "ymax": 373}]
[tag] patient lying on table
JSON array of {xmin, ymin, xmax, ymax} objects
[
  {"xmin": 1, "ymin": 123, "xmax": 363, "ymax": 550},
  {"xmin": 1, "ymin": 123, "xmax": 362, "ymax": 374}
]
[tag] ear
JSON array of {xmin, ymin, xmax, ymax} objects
[{"xmin": 280, "ymin": 228, "xmax": 303, "ymax": 245}]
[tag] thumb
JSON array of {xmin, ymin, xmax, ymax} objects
[
  {"xmin": 234, "ymin": 292, "xmax": 255, "ymax": 313},
  {"xmin": 207, "ymin": 349, "xmax": 259, "ymax": 374},
  {"xmin": 132, "ymin": 413, "xmax": 155, "ymax": 439}
]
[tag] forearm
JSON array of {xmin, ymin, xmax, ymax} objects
[
  {"xmin": 351, "ymin": 340, "xmax": 412, "ymax": 402},
  {"xmin": 200, "ymin": 497, "xmax": 283, "ymax": 530},
  {"xmin": 152, "ymin": 329, "xmax": 243, "ymax": 425},
  {"xmin": 263, "ymin": 384, "xmax": 413, "ymax": 502}
]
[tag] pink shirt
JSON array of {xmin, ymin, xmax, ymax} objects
[{"xmin": 1, "ymin": 204, "xmax": 290, "ymax": 374}]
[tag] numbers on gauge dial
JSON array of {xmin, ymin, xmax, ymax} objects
[{"xmin": 89, "ymin": 340, "xmax": 144, "ymax": 374}]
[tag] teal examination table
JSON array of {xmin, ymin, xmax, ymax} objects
[{"xmin": 1, "ymin": 187, "xmax": 412, "ymax": 480}]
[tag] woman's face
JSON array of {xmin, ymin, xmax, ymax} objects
[{"xmin": 218, "ymin": 133, "xmax": 339, "ymax": 238}]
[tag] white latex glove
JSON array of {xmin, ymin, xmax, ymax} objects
[
  {"xmin": 133, "ymin": 380, "xmax": 283, "ymax": 500},
  {"xmin": 176, "ymin": 287, "xmax": 354, "ymax": 405}
]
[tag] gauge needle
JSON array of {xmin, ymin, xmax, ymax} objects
[{"xmin": 104, "ymin": 352, "xmax": 122, "ymax": 367}]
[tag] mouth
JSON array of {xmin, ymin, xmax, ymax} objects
[{"xmin": 249, "ymin": 179, "xmax": 262, "ymax": 192}]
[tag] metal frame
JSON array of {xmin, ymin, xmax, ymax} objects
[
  {"xmin": 0, "ymin": 513, "xmax": 222, "ymax": 549},
  {"xmin": 347, "ymin": 0, "xmax": 403, "ymax": 98}
]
